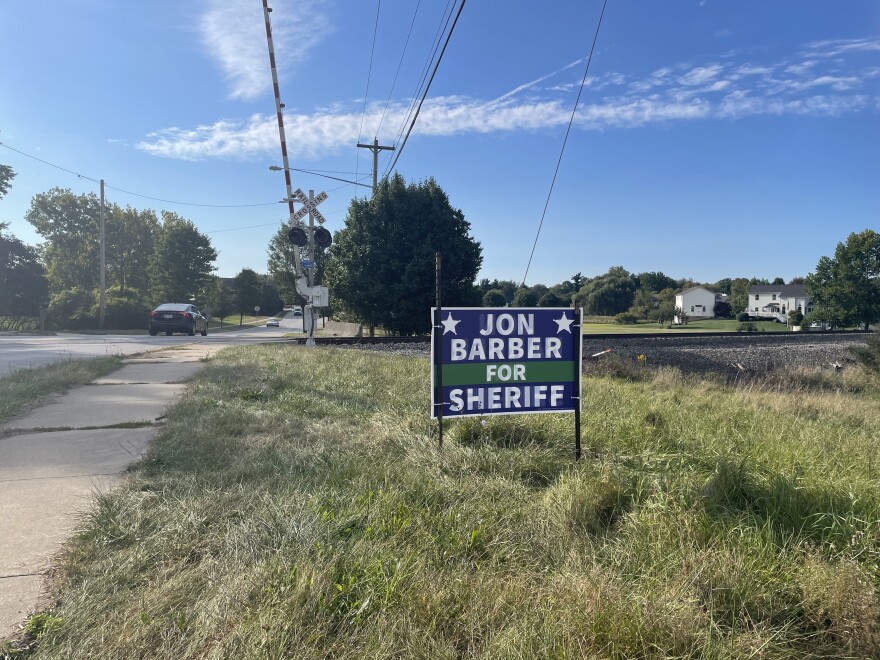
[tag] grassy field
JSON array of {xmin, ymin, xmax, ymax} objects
[
  {"xmin": 11, "ymin": 347, "xmax": 880, "ymax": 658},
  {"xmin": 0, "ymin": 357, "xmax": 123, "ymax": 425}
]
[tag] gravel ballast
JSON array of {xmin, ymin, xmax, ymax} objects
[{"xmin": 337, "ymin": 333, "xmax": 870, "ymax": 376}]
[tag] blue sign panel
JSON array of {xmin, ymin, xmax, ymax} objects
[{"xmin": 431, "ymin": 307, "xmax": 582, "ymax": 419}]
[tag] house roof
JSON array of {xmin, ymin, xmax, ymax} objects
[
  {"xmin": 678, "ymin": 286, "xmax": 713, "ymax": 295},
  {"xmin": 749, "ymin": 284, "xmax": 807, "ymax": 297}
]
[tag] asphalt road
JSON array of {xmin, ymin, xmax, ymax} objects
[{"xmin": 0, "ymin": 315, "xmax": 306, "ymax": 375}]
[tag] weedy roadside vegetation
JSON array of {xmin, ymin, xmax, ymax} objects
[
  {"xmin": 0, "ymin": 357, "xmax": 123, "ymax": 425},
  {"xmin": 14, "ymin": 345, "xmax": 880, "ymax": 658}
]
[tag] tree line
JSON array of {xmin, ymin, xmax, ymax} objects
[
  {"xmin": 4, "ymin": 162, "xmax": 877, "ymax": 333},
  {"xmin": 0, "ymin": 166, "xmax": 285, "ymax": 329}
]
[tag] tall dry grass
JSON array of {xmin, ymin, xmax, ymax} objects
[{"xmin": 17, "ymin": 346, "xmax": 880, "ymax": 659}]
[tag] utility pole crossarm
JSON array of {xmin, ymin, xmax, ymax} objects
[{"xmin": 357, "ymin": 138, "xmax": 395, "ymax": 195}]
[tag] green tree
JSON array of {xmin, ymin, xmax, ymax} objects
[
  {"xmin": 1, "ymin": 223, "xmax": 49, "ymax": 316},
  {"xmin": 630, "ymin": 287, "xmax": 656, "ymax": 319},
  {"xmin": 537, "ymin": 290, "xmax": 566, "ymax": 307},
  {"xmin": 198, "ymin": 276, "xmax": 233, "ymax": 326},
  {"xmin": 512, "ymin": 286, "xmax": 540, "ymax": 307},
  {"xmin": 482, "ymin": 289, "xmax": 506, "ymax": 307},
  {"xmin": 477, "ymin": 278, "xmax": 518, "ymax": 304},
  {"xmin": 25, "ymin": 189, "xmax": 159, "ymax": 302},
  {"xmin": 106, "ymin": 205, "xmax": 160, "ymax": 297},
  {"xmin": 1, "ymin": 170, "xmax": 49, "ymax": 317},
  {"xmin": 806, "ymin": 230, "xmax": 880, "ymax": 330},
  {"xmin": 233, "ymin": 268, "xmax": 264, "ymax": 322},
  {"xmin": 635, "ymin": 271, "xmax": 676, "ymax": 293},
  {"xmin": 261, "ymin": 277, "xmax": 285, "ymax": 316},
  {"xmin": 149, "ymin": 212, "xmax": 217, "ymax": 304},
  {"xmin": 0, "ymin": 164, "xmax": 14, "ymax": 199},
  {"xmin": 267, "ymin": 225, "xmax": 303, "ymax": 306},
  {"xmin": 729, "ymin": 278, "xmax": 752, "ymax": 316},
  {"xmin": 325, "ymin": 174, "xmax": 482, "ymax": 335},
  {"xmin": 714, "ymin": 300, "xmax": 733, "ymax": 318},
  {"xmin": 575, "ymin": 266, "xmax": 637, "ymax": 316},
  {"xmin": 26, "ymin": 188, "xmax": 103, "ymax": 295}
]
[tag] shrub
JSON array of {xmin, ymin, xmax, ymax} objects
[
  {"xmin": 788, "ymin": 310, "xmax": 804, "ymax": 326},
  {"xmin": 614, "ymin": 311, "xmax": 639, "ymax": 325},
  {"xmin": 48, "ymin": 288, "xmax": 96, "ymax": 330},
  {"xmin": 737, "ymin": 322, "xmax": 757, "ymax": 332},
  {"xmin": 850, "ymin": 332, "xmax": 880, "ymax": 373},
  {"xmin": 736, "ymin": 312, "xmax": 750, "ymax": 322},
  {"xmin": 95, "ymin": 288, "xmax": 149, "ymax": 329}
]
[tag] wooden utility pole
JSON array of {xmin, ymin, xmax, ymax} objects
[
  {"xmin": 99, "ymin": 179, "xmax": 105, "ymax": 329},
  {"xmin": 356, "ymin": 138, "xmax": 395, "ymax": 195}
]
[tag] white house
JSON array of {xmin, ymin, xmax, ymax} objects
[
  {"xmin": 747, "ymin": 284, "xmax": 813, "ymax": 322},
  {"xmin": 675, "ymin": 286, "xmax": 716, "ymax": 323}
]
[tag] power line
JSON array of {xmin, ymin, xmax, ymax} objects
[
  {"xmin": 204, "ymin": 222, "xmax": 280, "ymax": 234},
  {"xmin": 520, "ymin": 0, "xmax": 609, "ymax": 287},
  {"xmin": 387, "ymin": 0, "xmax": 455, "ymax": 168},
  {"xmin": 0, "ymin": 141, "xmax": 368, "ymax": 207},
  {"xmin": 103, "ymin": 183, "xmax": 277, "ymax": 208},
  {"xmin": 0, "ymin": 141, "xmax": 276, "ymax": 208},
  {"xmin": 0, "ymin": 142, "xmax": 99, "ymax": 184},
  {"xmin": 375, "ymin": 0, "xmax": 422, "ymax": 139},
  {"xmin": 383, "ymin": 0, "xmax": 467, "ymax": 179},
  {"xmin": 356, "ymin": 0, "xmax": 382, "ymax": 181}
]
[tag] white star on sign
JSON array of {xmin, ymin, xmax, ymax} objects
[
  {"xmin": 441, "ymin": 312, "xmax": 460, "ymax": 335},
  {"xmin": 554, "ymin": 313, "xmax": 574, "ymax": 333}
]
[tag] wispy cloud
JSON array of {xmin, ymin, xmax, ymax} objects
[
  {"xmin": 138, "ymin": 35, "xmax": 880, "ymax": 160},
  {"xmin": 200, "ymin": 0, "xmax": 330, "ymax": 100},
  {"xmin": 802, "ymin": 37, "xmax": 880, "ymax": 58}
]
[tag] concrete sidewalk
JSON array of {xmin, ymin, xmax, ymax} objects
[{"xmin": 0, "ymin": 342, "xmax": 228, "ymax": 640}]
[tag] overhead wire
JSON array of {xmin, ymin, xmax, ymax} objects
[
  {"xmin": 374, "ymin": 0, "xmax": 422, "ymax": 140},
  {"xmin": 0, "ymin": 141, "xmax": 369, "ymax": 208},
  {"xmin": 383, "ymin": 0, "xmax": 467, "ymax": 180},
  {"xmin": 0, "ymin": 141, "xmax": 275, "ymax": 208},
  {"xmin": 386, "ymin": 0, "xmax": 455, "ymax": 173},
  {"xmin": 520, "ymin": 0, "xmax": 609, "ymax": 287},
  {"xmin": 355, "ymin": 0, "xmax": 382, "ymax": 181}
]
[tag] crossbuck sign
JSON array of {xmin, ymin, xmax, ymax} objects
[
  {"xmin": 431, "ymin": 308, "xmax": 582, "ymax": 419},
  {"xmin": 292, "ymin": 188, "xmax": 328, "ymax": 225}
]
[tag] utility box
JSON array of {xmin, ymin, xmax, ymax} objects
[{"xmin": 311, "ymin": 286, "xmax": 329, "ymax": 307}]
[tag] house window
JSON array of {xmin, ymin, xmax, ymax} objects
[
  {"xmin": 754, "ymin": 294, "xmax": 760, "ymax": 300},
  {"xmin": 772, "ymin": 294, "xmax": 777, "ymax": 301},
  {"xmin": 691, "ymin": 306, "xmax": 694, "ymax": 312},
  {"xmin": 753, "ymin": 307, "xmax": 758, "ymax": 312},
  {"xmin": 798, "ymin": 305, "xmax": 802, "ymax": 312}
]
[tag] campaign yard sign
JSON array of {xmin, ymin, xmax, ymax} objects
[{"xmin": 432, "ymin": 308, "xmax": 582, "ymax": 419}]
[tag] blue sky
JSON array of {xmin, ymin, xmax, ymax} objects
[{"xmin": 1, "ymin": 1, "xmax": 878, "ymax": 286}]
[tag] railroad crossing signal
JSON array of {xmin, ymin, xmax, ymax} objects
[{"xmin": 292, "ymin": 188, "xmax": 327, "ymax": 225}]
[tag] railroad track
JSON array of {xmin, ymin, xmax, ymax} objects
[{"xmin": 297, "ymin": 331, "xmax": 870, "ymax": 376}]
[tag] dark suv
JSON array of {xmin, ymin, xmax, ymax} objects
[{"xmin": 149, "ymin": 303, "xmax": 208, "ymax": 336}]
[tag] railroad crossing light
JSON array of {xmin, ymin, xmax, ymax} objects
[
  {"xmin": 288, "ymin": 226, "xmax": 307, "ymax": 246},
  {"xmin": 314, "ymin": 226, "xmax": 332, "ymax": 248}
]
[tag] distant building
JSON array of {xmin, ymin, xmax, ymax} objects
[
  {"xmin": 746, "ymin": 284, "xmax": 812, "ymax": 322},
  {"xmin": 675, "ymin": 286, "xmax": 716, "ymax": 323}
]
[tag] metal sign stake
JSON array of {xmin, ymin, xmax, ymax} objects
[{"xmin": 435, "ymin": 252, "xmax": 443, "ymax": 450}]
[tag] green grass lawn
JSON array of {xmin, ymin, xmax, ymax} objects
[
  {"xmin": 0, "ymin": 357, "xmax": 123, "ymax": 425},
  {"xmin": 15, "ymin": 348, "xmax": 880, "ymax": 658}
]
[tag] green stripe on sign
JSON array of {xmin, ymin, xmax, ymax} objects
[{"xmin": 436, "ymin": 361, "xmax": 576, "ymax": 386}]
